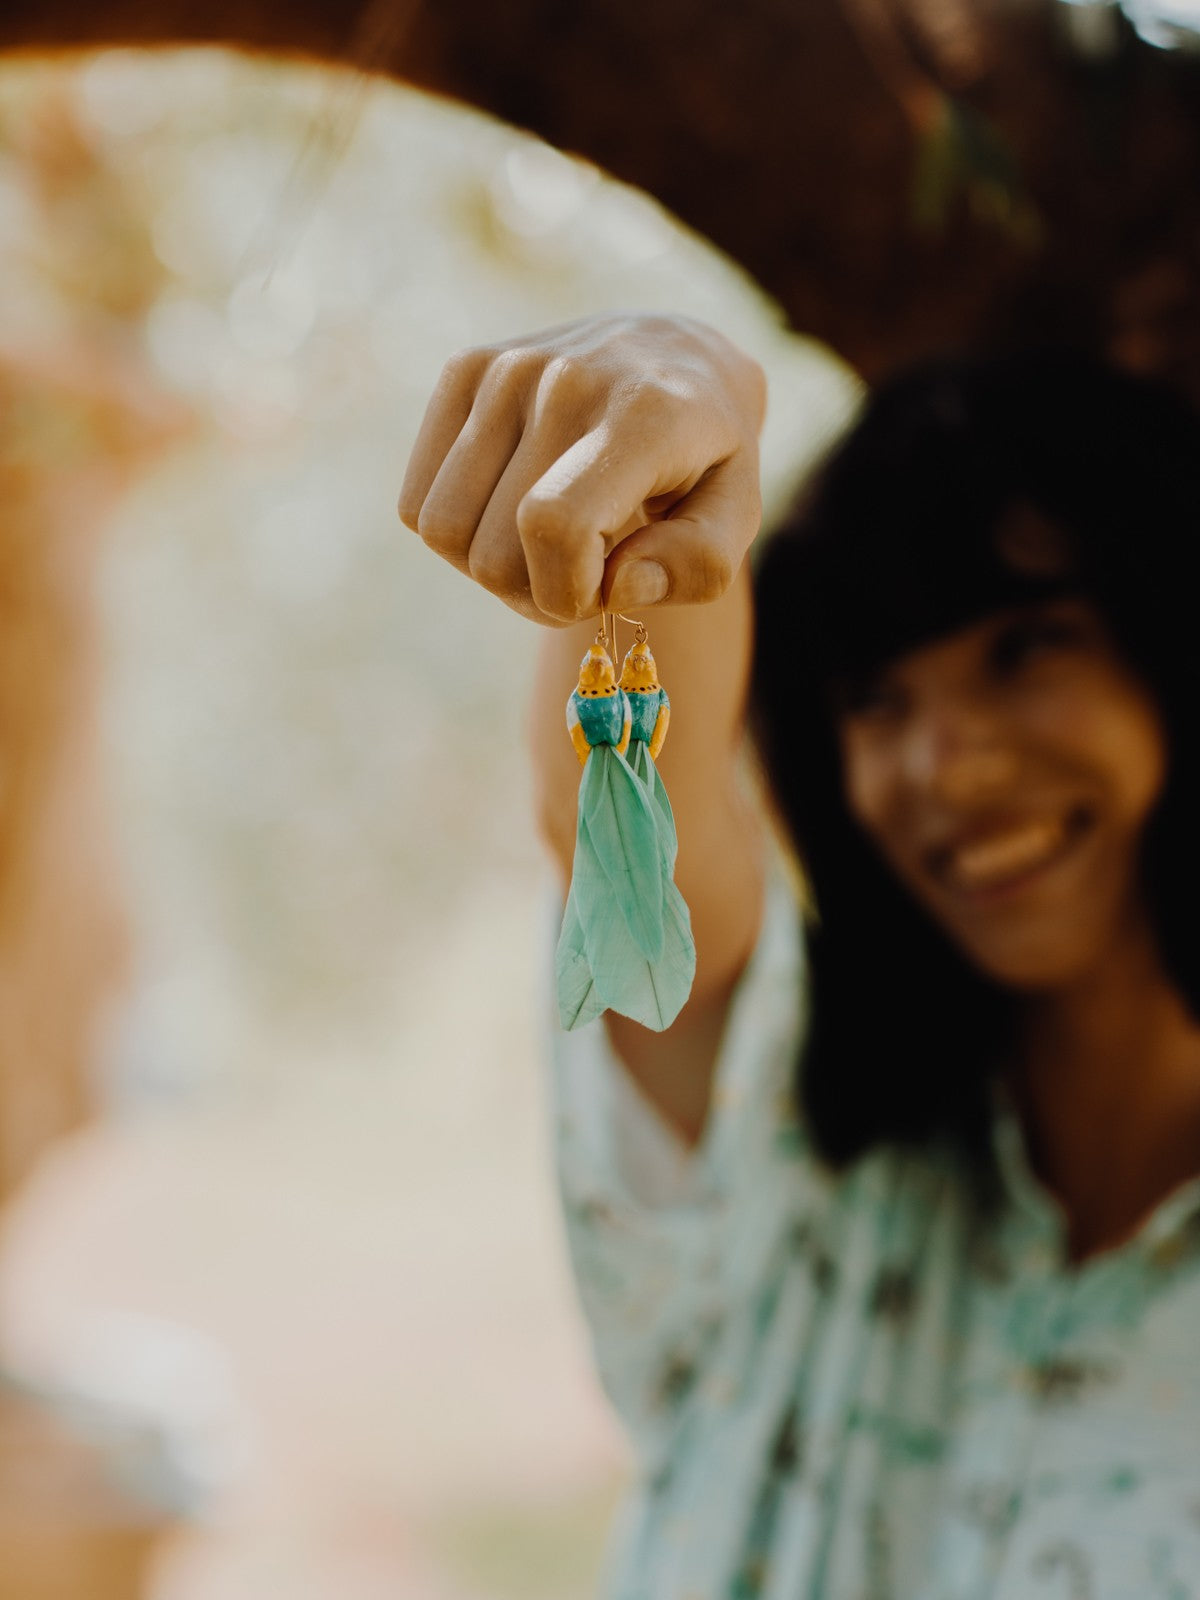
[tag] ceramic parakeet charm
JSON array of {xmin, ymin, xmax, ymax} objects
[{"xmin": 555, "ymin": 627, "xmax": 696, "ymax": 1033}]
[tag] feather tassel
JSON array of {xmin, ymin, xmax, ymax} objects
[{"xmin": 555, "ymin": 634, "xmax": 696, "ymax": 1033}]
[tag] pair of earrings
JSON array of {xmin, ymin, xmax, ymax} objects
[{"xmin": 555, "ymin": 614, "xmax": 696, "ymax": 1032}]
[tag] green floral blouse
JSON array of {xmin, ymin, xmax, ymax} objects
[{"xmin": 550, "ymin": 875, "xmax": 1200, "ymax": 1599}]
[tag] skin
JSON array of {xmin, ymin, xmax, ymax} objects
[
  {"xmin": 401, "ymin": 310, "xmax": 1200, "ymax": 1259},
  {"xmin": 836, "ymin": 598, "xmax": 1168, "ymax": 997},
  {"xmin": 398, "ymin": 313, "xmax": 766, "ymax": 625},
  {"xmin": 401, "ymin": 314, "xmax": 768, "ymax": 1145},
  {"xmin": 838, "ymin": 599, "xmax": 1200, "ymax": 1257}
]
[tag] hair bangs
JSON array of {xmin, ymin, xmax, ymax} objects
[
  {"xmin": 750, "ymin": 350, "xmax": 1200, "ymax": 1170},
  {"xmin": 789, "ymin": 497, "xmax": 1081, "ymax": 692}
]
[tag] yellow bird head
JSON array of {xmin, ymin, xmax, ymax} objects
[
  {"xmin": 619, "ymin": 640, "xmax": 659, "ymax": 692},
  {"xmin": 577, "ymin": 644, "xmax": 618, "ymax": 696}
]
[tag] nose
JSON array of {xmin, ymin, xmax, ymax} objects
[{"xmin": 903, "ymin": 698, "xmax": 1017, "ymax": 806}]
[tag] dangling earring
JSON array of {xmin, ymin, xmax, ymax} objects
[
  {"xmin": 617, "ymin": 617, "xmax": 694, "ymax": 1013},
  {"xmin": 555, "ymin": 613, "xmax": 695, "ymax": 1033},
  {"xmin": 617, "ymin": 620, "xmax": 675, "ymax": 855}
]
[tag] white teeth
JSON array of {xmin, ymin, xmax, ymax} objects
[{"xmin": 949, "ymin": 821, "xmax": 1066, "ymax": 888}]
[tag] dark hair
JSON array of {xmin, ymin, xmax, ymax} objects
[{"xmin": 751, "ymin": 350, "xmax": 1200, "ymax": 1169}]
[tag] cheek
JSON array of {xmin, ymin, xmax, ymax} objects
[
  {"xmin": 1037, "ymin": 676, "xmax": 1168, "ymax": 827},
  {"xmin": 1119, "ymin": 712, "xmax": 1169, "ymax": 826},
  {"xmin": 838, "ymin": 731, "xmax": 896, "ymax": 841}
]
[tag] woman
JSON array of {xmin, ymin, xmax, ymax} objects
[{"xmin": 400, "ymin": 317, "xmax": 1200, "ymax": 1597}]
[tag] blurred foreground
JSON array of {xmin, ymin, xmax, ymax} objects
[{"xmin": 0, "ymin": 51, "xmax": 854, "ymax": 1597}]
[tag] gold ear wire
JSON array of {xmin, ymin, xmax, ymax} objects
[{"xmin": 597, "ymin": 608, "xmax": 649, "ymax": 666}]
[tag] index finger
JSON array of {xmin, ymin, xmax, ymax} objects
[{"xmin": 397, "ymin": 346, "xmax": 490, "ymax": 531}]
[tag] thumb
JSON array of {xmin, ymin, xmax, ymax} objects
[{"xmin": 602, "ymin": 454, "xmax": 761, "ymax": 612}]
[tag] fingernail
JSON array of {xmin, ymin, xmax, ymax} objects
[{"xmin": 609, "ymin": 560, "xmax": 669, "ymax": 611}]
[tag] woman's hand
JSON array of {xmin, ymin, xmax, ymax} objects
[{"xmin": 398, "ymin": 312, "xmax": 766, "ymax": 625}]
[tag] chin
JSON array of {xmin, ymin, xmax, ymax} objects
[{"xmin": 950, "ymin": 927, "xmax": 1112, "ymax": 994}]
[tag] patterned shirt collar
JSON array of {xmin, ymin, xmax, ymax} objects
[{"xmin": 987, "ymin": 1077, "xmax": 1200, "ymax": 1267}]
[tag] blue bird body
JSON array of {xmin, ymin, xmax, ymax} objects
[
  {"xmin": 573, "ymin": 690, "xmax": 628, "ymax": 748},
  {"xmin": 626, "ymin": 686, "xmax": 667, "ymax": 745}
]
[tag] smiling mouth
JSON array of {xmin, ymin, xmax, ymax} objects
[{"xmin": 933, "ymin": 809, "xmax": 1092, "ymax": 898}]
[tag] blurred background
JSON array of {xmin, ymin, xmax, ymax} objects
[{"xmin": 0, "ymin": 49, "xmax": 856, "ymax": 1600}]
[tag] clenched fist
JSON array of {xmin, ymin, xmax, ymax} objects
[{"xmin": 398, "ymin": 312, "xmax": 766, "ymax": 625}]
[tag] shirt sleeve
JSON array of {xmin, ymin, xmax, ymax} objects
[{"xmin": 547, "ymin": 868, "xmax": 826, "ymax": 1472}]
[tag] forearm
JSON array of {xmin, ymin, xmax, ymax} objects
[{"xmin": 405, "ymin": 311, "xmax": 769, "ymax": 1141}]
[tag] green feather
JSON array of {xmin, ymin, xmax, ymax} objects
[
  {"xmin": 577, "ymin": 746, "xmax": 664, "ymax": 961},
  {"xmin": 628, "ymin": 741, "xmax": 677, "ymax": 866},
  {"xmin": 554, "ymin": 834, "xmax": 694, "ymax": 1033},
  {"xmin": 555, "ymin": 881, "xmax": 605, "ymax": 1030},
  {"xmin": 592, "ymin": 871, "xmax": 694, "ymax": 1031},
  {"xmin": 555, "ymin": 741, "xmax": 696, "ymax": 1033}
]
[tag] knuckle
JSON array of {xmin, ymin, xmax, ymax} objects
[
  {"xmin": 540, "ymin": 353, "xmax": 590, "ymax": 402},
  {"xmin": 731, "ymin": 462, "xmax": 764, "ymax": 535},
  {"xmin": 694, "ymin": 542, "xmax": 736, "ymax": 597},
  {"xmin": 485, "ymin": 345, "xmax": 538, "ymax": 395},
  {"xmin": 742, "ymin": 353, "xmax": 768, "ymax": 416},
  {"xmin": 530, "ymin": 585, "xmax": 588, "ymax": 626},
  {"xmin": 617, "ymin": 381, "xmax": 697, "ymax": 449},
  {"xmin": 524, "ymin": 555, "xmax": 591, "ymax": 623},
  {"xmin": 620, "ymin": 375, "xmax": 678, "ymax": 420},
  {"xmin": 416, "ymin": 503, "xmax": 471, "ymax": 557},
  {"xmin": 467, "ymin": 542, "xmax": 529, "ymax": 600},
  {"xmin": 440, "ymin": 344, "xmax": 488, "ymax": 388},
  {"xmin": 517, "ymin": 491, "xmax": 576, "ymax": 547},
  {"xmin": 397, "ymin": 489, "xmax": 421, "ymax": 531}
]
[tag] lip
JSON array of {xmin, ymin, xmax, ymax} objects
[{"xmin": 924, "ymin": 806, "xmax": 1095, "ymax": 906}]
